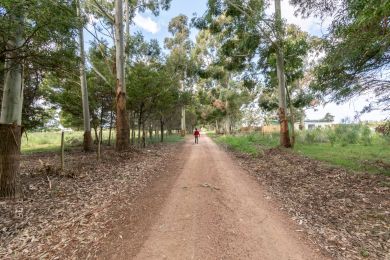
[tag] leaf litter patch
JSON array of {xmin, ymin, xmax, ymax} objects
[
  {"xmin": 231, "ymin": 148, "xmax": 389, "ymax": 259},
  {"xmin": 0, "ymin": 144, "xmax": 180, "ymax": 259}
]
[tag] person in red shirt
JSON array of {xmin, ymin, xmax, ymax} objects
[{"xmin": 194, "ymin": 128, "xmax": 200, "ymax": 144}]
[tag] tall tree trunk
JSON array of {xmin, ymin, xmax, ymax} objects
[
  {"xmin": 138, "ymin": 105, "xmax": 143, "ymax": 145},
  {"xmin": 93, "ymin": 125, "xmax": 98, "ymax": 143},
  {"xmin": 181, "ymin": 106, "xmax": 186, "ymax": 136},
  {"xmin": 224, "ymin": 100, "xmax": 231, "ymax": 135},
  {"xmin": 160, "ymin": 117, "xmax": 164, "ymax": 142},
  {"xmin": 286, "ymin": 85, "xmax": 295, "ymax": 147},
  {"xmin": 108, "ymin": 107, "xmax": 113, "ymax": 146},
  {"xmin": 300, "ymin": 109, "xmax": 305, "ymax": 130},
  {"xmin": 99, "ymin": 98, "xmax": 104, "ymax": 144},
  {"xmin": 131, "ymin": 111, "xmax": 136, "ymax": 144},
  {"xmin": 180, "ymin": 68, "xmax": 186, "ymax": 136},
  {"xmin": 115, "ymin": 0, "xmax": 129, "ymax": 150},
  {"xmin": 274, "ymin": 0, "xmax": 291, "ymax": 148},
  {"xmin": 77, "ymin": 0, "xmax": 93, "ymax": 152},
  {"xmin": 0, "ymin": 9, "xmax": 23, "ymax": 198},
  {"xmin": 142, "ymin": 122, "xmax": 146, "ymax": 148}
]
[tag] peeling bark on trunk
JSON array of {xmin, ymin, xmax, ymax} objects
[
  {"xmin": 286, "ymin": 87, "xmax": 295, "ymax": 147},
  {"xmin": 84, "ymin": 131, "xmax": 93, "ymax": 150},
  {"xmin": 114, "ymin": 0, "xmax": 129, "ymax": 151},
  {"xmin": 77, "ymin": 0, "xmax": 93, "ymax": 152},
  {"xmin": 279, "ymin": 107, "xmax": 291, "ymax": 148},
  {"xmin": 0, "ymin": 125, "xmax": 21, "ymax": 198},
  {"xmin": 0, "ymin": 8, "xmax": 23, "ymax": 198},
  {"xmin": 115, "ymin": 91, "xmax": 129, "ymax": 150},
  {"xmin": 275, "ymin": 0, "xmax": 291, "ymax": 148}
]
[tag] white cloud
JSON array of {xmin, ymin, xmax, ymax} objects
[
  {"xmin": 133, "ymin": 13, "xmax": 160, "ymax": 34},
  {"xmin": 267, "ymin": 1, "xmax": 331, "ymax": 36}
]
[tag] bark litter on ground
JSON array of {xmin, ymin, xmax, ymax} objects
[
  {"xmin": 230, "ymin": 147, "xmax": 390, "ymax": 260},
  {"xmin": 0, "ymin": 144, "xmax": 179, "ymax": 259}
]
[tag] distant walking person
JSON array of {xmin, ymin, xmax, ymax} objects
[{"xmin": 194, "ymin": 128, "xmax": 200, "ymax": 144}]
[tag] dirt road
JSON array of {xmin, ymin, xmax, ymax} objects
[{"xmin": 102, "ymin": 135, "xmax": 328, "ymax": 260}]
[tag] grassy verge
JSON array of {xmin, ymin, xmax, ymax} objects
[
  {"xmin": 22, "ymin": 130, "xmax": 182, "ymax": 154},
  {"xmin": 211, "ymin": 132, "xmax": 390, "ymax": 175},
  {"xmin": 212, "ymin": 132, "xmax": 279, "ymax": 155},
  {"xmin": 294, "ymin": 143, "xmax": 390, "ymax": 174},
  {"xmin": 147, "ymin": 134, "xmax": 184, "ymax": 144}
]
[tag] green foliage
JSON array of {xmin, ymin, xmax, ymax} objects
[
  {"xmin": 300, "ymin": 124, "xmax": 376, "ymax": 147},
  {"xmin": 294, "ymin": 142, "xmax": 390, "ymax": 175},
  {"xmin": 326, "ymin": 129, "xmax": 337, "ymax": 146},
  {"xmin": 361, "ymin": 125, "xmax": 372, "ymax": 146},
  {"xmin": 0, "ymin": 0, "xmax": 79, "ymax": 130},
  {"xmin": 0, "ymin": 0, "xmax": 79, "ymax": 67},
  {"xmin": 215, "ymin": 133, "xmax": 279, "ymax": 155},
  {"xmin": 304, "ymin": 130, "xmax": 316, "ymax": 144},
  {"xmin": 21, "ymin": 131, "xmax": 85, "ymax": 153},
  {"xmin": 214, "ymin": 130, "xmax": 390, "ymax": 175},
  {"xmin": 299, "ymin": 0, "xmax": 390, "ymax": 111}
]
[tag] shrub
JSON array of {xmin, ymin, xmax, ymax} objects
[
  {"xmin": 326, "ymin": 129, "xmax": 337, "ymax": 146},
  {"xmin": 375, "ymin": 121, "xmax": 390, "ymax": 136},
  {"xmin": 335, "ymin": 124, "xmax": 360, "ymax": 146},
  {"xmin": 305, "ymin": 130, "xmax": 316, "ymax": 144},
  {"xmin": 360, "ymin": 125, "xmax": 372, "ymax": 146}
]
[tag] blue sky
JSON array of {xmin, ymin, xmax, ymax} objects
[
  {"xmin": 132, "ymin": 0, "xmax": 208, "ymax": 44},
  {"xmin": 128, "ymin": 1, "xmax": 387, "ymax": 122}
]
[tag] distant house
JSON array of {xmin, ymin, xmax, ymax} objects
[{"xmin": 302, "ymin": 121, "xmax": 335, "ymax": 130}]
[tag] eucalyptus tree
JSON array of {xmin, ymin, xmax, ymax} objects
[
  {"xmin": 83, "ymin": 0, "xmax": 171, "ymax": 150},
  {"xmin": 0, "ymin": 0, "xmax": 78, "ymax": 198},
  {"xmin": 165, "ymin": 15, "xmax": 192, "ymax": 136},
  {"xmin": 77, "ymin": 0, "xmax": 93, "ymax": 151},
  {"xmin": 290, "ymin": 0, "xmax": 390, "ymax": 113},
  {"xmin": 193, "ymin": 23, "xmax": 259, "ymax": 133},
  {"xmin": 194, "ymin": 0, "xmax": 292, "ymax": 147},
  {"xmin": 259, "ymin": 24, "xmax": 312, "ymax": 146}
]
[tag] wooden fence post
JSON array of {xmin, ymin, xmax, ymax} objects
[{"xmin": 61, "ymin": 131, "xmax": 65, "ymax": 170}]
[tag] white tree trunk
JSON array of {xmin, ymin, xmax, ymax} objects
[
  {"xmin": 77, "ymin": 0, "xmax": 93, "ymax": 151},
  {"xmin": 0, "ymin": 16, "xmax": 24, "ymax": 125},
  {"xmin": 115, "ymin": 0, "xmax": 125, "ymax": 94},
  {"xmin": 115, "ymin": 0, "xmax": 129, "ymax": 150},
  {"xmin": 0, "ymin": 8, "xmax": 24, "ymax": 198},
  {"xmin": 180, "ymin": 69, "xmax": 186, "ymax": 135},
  {"xmin": 181, "ymin": 105, "xmax": 186, "ymax": 134},
  {"xmin": 274, "ymin": 0, "xmax": 286, "ymax": 111},
  {"xmin": 274, "ymin": 0, "xmax": 291, "ymax": 147}
]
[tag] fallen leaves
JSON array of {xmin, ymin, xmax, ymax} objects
[
  {"xmin": 231, "ymin": 147, "xmax": 390, "ymax": 259},
  {"xmin": 0, "ymin": 143, "xmax": 180, "ymax": 259}
]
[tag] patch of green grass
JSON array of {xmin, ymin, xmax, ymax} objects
[
  {"xmin": 211, "ymin": 131, "xmax": 390, "ymax": 175},
  {"xmin": 22, "ymin": 130, "xmax": 116, "ymax": 154},
  {"xmin": 214, "ymin": 133, "xmax": 279, "ymax": 155},
  {"xmin": 22, "ymin": 131, "xmax": 82, "ymax": 154},
  {"xmin": 21, "ymin": 130, "xmax": 183, "ymax": 154},
  {"xmin": 147, "ymin": 134, "xmax": 184, "ymax": 144},
  {"xmin": 294, "ymin": 142, "xmax": 390, "ymax": 175}
]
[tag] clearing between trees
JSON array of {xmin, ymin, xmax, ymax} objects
[{"xmin": 2, "ymin": 135, "xmax": 388, "ymax": 259}]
